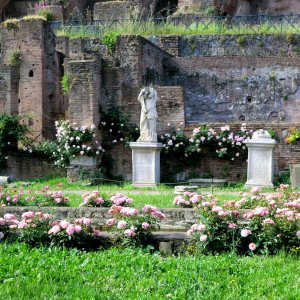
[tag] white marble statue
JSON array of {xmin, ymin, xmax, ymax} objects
[{"xmin": 137, "ymin": 86, "xmax": 158, "ymax": 142}]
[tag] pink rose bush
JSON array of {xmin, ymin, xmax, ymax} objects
[
  {"xmin": 0, "ymin": 186, "xmax": 70, "ymax": 207},
  {"xmin": 42, "ymin": 190, "xmax": 70, "ymax": 206},
  {"xmin": 106, "ymin": 204, "xmax": 166, "ymax": 246},
  {"xmin": 80, "ymin": 192, "xmax": 133, "ymax": 208},
  {"xmin": 186, "ymin": 185, "xmax": 300, "ymax": 254},
  {"xmin": 0, "ymin": 211, "xmax": 103, "ymax": 250}
]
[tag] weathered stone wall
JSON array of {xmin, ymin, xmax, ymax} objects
[
  {"xmin": 93, "ymin": 1, "xmax": 132, "ymax": 20},
  {"xmin": 166, "ymin": 56, "xmax": 300, "ymax": 123},
  {"xmin": 0, "ymin": 153, "xmax": 66, "ymax": 180},
  {"xmin": 149, "ymin": 34, "xmax": 300, "ymax": 58},
  {"xmin": 0, "ymin": 65, "xmax": 19, "ymax": 115}
]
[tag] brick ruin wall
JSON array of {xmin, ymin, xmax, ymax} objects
[{"xmin": 2, "ymin": 20, "xmax": 300, "ymax": 181}]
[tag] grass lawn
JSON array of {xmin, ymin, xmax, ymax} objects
[
  {"xmin": 5, "ymin": 176, "xmax": 285, "ymax": 208},
  {"xmin": 0, "ymin": 243, "xmax": 299, "ymax": 300}
]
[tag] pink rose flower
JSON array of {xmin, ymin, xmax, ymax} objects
[
  {"xmin": 262, "ymin": 218, "xmax": 275, "ymax": 225},
  {"xmin": 106, "ymin": 218, "xmax": 116, "ymax": 226},
  {"xmin": 0, "ymin": 218, "xmax": 6, "ymax": 226},
  {"xmin": 0, "ymin": 232, "xmax": 4, "ymax": 240},
  {"xmin": 93, "ymin": 228, "xmax": 101, "ymax": 237},
  {"xmin": 251, "ymin": 186, "xmax": 261, "ymax": 194},
  {"xmin": 249, "ymin": 243, "xmax": 257, "ymax": 251},
  {"xmin": 74, "ymin": 225, "xmax": 82, "ymax": 233},
  {"xmin": 4, "ymin": 213, "xmax": 16, "ymax": 221},
  {"xmin": 48, "ymin": 225, "xmax": 61, "ymax": 235},
  {"xmin": 124, "ymin": 229, "xmax": 136, "ymax": 237},
  {"xmin": 241, "ymin": 229, "xmax": 252, "ymax": 237},
  {"xmin": 66, "ymin": 225, "xmax": 75, "ymax": 235},
  {"xmin": 142, "ymin": 222, "xmax": 151, "ymax": 230},
  {"xmin": 151, "ymin": 210, "xmax": 166, "ymax": 220},
  {"xmin": 117, "ymin": 220, "xmax": 127, "ymax": 229},
  {"xmin": 82, "ymin": 218, "xmax": 92, "ymax": 226},
  {"xmin": 22, "ymin": 211, "xmax": 35, "ymax": 219},
  {"xmin": 296, "ymin": 231, "xmax": 300, "ymax": 238},
  {"xmin": 228, "ymin": 223, "xmax": 238, "ymax": 229},
  {"xmin": 60, "ymin": 220, "xmax": 69, "ymax": 229},
  {"xmin": 200, "ymin": 235, "xmax": 208, "ymax": 242},
  {"xmin": 186, "ymin": 229, "xmax": 193, "ymax": 236}
]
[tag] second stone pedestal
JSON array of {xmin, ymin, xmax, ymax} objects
[
  {"xmin": 130, "ymin": 142, "xmax": 163, "ymax": 187},
  {"xmin": 245, "ymin": 129, "xmax": 276, "ymax": 188}
]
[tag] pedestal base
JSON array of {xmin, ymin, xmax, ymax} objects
[
  {"xmin": 244, "ymin": 182, "xmax": 274, "ymax": 189},
  {"xmin": 130, "ymin": 142, "xmax": 163, "ymax": 187}
]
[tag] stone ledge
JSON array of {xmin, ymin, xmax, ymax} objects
[{"xmin": 0, "ymin": 206, "xmax": 198, "ymax": 231}]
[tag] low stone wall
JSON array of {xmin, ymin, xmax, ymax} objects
[
  {"xmin": 0, "ymin": 154, "xmax": 66, "ymax": 180},
  {"xmin": 0, "ymin": 206, "xmax": 198, "ymax": 231}
]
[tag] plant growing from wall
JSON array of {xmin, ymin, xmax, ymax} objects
[
  {"xmin": 1, "ymin": 18, "xmax": 20, "ymax": 31},
  {"xmin": 285, "ymin": 127, "xmax": 300, "ymax": 143},
  {"xmin": 8, "ymin": 49, "xmax": 22, "ymax": 66},
  {"xmin": 102, "ymin": 32, "xmax": 120, "ymax": 55},
  {"xmin": 0, "ymin": 114, "xmax": 29, "ymax": 166},
  {"xmin": 60, "ymin": 73, "xmax": 69, "ymax": 95},
  {"xmin": 36, "ymin": 9, "xmax": 54, "ymax": 21}
]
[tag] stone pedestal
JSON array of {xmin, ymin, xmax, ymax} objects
[
  {"xmin": 245, "ymin": 130, "xmax": 276, "ymax": 188},
  {"xmin": 130, "ymin": 142, "xmax": 163, "ymax": 187},
  {"xmin": 67, "ymin": 155, "xmax": 98, "ymax": 182}
]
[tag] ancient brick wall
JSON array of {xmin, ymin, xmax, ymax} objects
[
  {"xmin": 0, "ymin": 65, "xmax": 19, "ymax": 115},
  {"xmin": 67, "ymin": 59, "xmax": 101, "ymax": 129}
]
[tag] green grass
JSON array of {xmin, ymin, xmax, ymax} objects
[
  {"xmin": 55, "ymin": 20, "xmax": 300, "ymax": 39},
  {"xmin": 6, "ymin": 176, "xmax": 281, "ymax": 208},
  {"xmin": 0, "ymin": 243, "xmax": 299, "ymax": 299}
]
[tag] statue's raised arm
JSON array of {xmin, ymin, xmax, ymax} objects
[{"xmin": 137, "ymin": 87, "xmax": 158, "ymax": 142}]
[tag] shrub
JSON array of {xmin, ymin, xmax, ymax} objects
[
  {"xmin": 106, "ymin": 204, "xmax": 166, "ymax": 247},
  {"xmin": 79, "ymin": 192, "xmax": 133, "ymax": 208},
  {"xmin": 186, "ymin": 185, "xmax": 300, "ymax": 255},
  {"xmin": 1, "ymin": 211, "xmax": 103, "ymax": 249},
  {"xmin": 38, "ymin": 120, "xmax": 104, "ymax": 167},
  {"xmin": 0, "ymin": 186, "xmax": 70, "ymax": 207}
]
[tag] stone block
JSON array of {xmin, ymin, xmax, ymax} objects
[
  {"xmin": 290, "ymin": 164, "xmax": 300, "ymax": 188},
  {"xmin": 130, "ymin": 142, "xmax": 163, "ymax": 187},
  {"xmin": 188, "ymin": 178, "xmax": 227, "ymax": 187},
  {"xmin": 159, "ymin": 242, "xmax": 173, "ymax": 256},
  {"xmin": 70, "ymin": 155, "xmax": 98, "ymax": 167},
  {"xmin": 245, "ymin": 129, "xmax": 276, "ymax": 188},
  {"xmin": 174, "ymin": 185, "xmax": 198, "ymax": 195}
]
